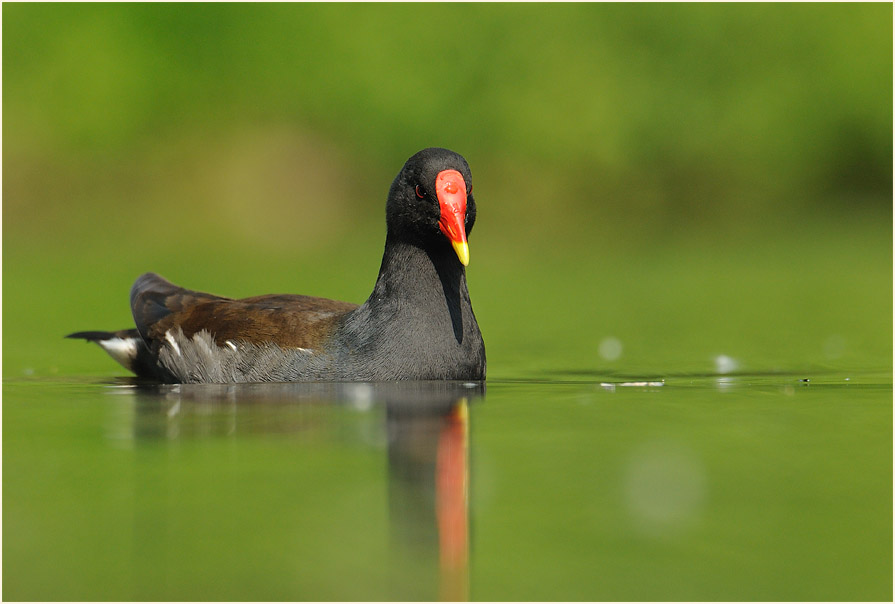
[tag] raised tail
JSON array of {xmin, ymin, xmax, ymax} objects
[{"xmin": 66, "ymin": 329, "xmax": 159, "ymax": 378}]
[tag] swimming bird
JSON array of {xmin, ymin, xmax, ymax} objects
[{"xmin": 67, "ymin": 147, "xmax": 486, "ymax": 383}]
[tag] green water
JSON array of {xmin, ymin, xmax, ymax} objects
[{"xmin": 2, "ymin": 371, "xmax": 891, "ymax": 601}]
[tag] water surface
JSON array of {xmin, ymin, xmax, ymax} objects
[{"xmin": 3, "ymin": 371, "xmax": 890, "ymax": 601}]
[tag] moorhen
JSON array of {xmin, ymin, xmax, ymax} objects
[{"xmin": 67, "ymin": 147, "xmax": 486, "ymax": 383}]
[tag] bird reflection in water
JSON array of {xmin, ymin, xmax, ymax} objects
[
  {"xmin": 437, "ymin": 402, "xmax": 470, "ymax": 601},
  {"xmin": 120, "ymin": 380, "xmax": 480, "ymax": 601},
  {"xmin": 386, "ymin": 388, "xmax": 471, "ymax": 601}
]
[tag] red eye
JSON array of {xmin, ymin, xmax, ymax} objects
[{"xmin": 415, "ymin": 185, "xmax": 425, "ymax": 199}]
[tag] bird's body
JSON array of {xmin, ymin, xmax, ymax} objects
[{"xmin": 68, "ymin": 148, "xmax": 486, "ymax": 384}]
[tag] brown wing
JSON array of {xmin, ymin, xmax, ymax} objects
[{"xmin": 130, "ymin": 272, "xmax": 357, "ymax": 350}]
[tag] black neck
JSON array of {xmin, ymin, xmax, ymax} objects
[
  {"xmin": 367, "ymin": 236, "xmax": 466, "ymax": 343},
  {"xmin": 374, "ymin": 234, "xmax": 464, "ymax": 299},
  {"xmin": 331, "ymin": 235, "xmax": 484, "ymax": 380}
]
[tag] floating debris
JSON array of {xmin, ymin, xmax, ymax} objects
[{"xmin": 600, "ymin": 380, "xmax": 665, "ymax": 391}]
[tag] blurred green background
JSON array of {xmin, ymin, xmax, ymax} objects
[
  {"xmin": 3, "ymin": 5, "xmax": 892, "ymax": 601},
  {"xmin": 3, "ymin": 3, "xmax": 892, "ymax": 376}
]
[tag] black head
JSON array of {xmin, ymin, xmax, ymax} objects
[{"xmin": 386, "ymin": 148, "xmax": 477, "ymax": 265}]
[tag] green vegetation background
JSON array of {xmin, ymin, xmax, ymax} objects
[{"xmin": 3, "ymin": 3, "xmax": 892, "ymax": 378}]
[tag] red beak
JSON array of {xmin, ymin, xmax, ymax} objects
[{"xmin": 435, "ymin": 169, "xmax": 469, "ymax": 266}]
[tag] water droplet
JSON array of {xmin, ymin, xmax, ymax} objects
[
  {"xmin": 714, "ymin": 355, "xmax": 739, "ymax": 374},
  {"xmin": 598, "ymin": 336, "xmax": 623, "ymax": 361}
]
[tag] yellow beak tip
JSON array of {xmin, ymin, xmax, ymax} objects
[{"xmin": 452, "ymin": 241, "xmax": 470, "ymax": 266}]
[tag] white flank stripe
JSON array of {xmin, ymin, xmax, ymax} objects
[{"xmin": 164, "ymin": 331, "xmax": 182, "ymax": 357}]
